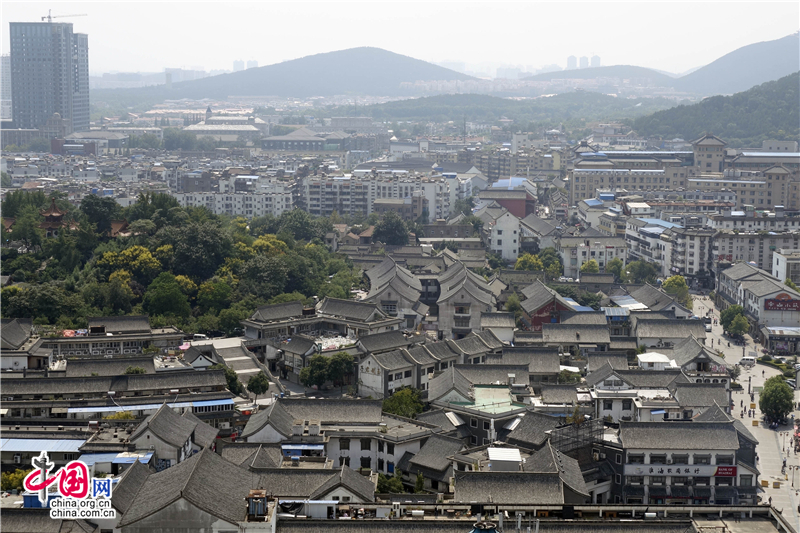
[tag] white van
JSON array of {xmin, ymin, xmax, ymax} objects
[{"xmin": 739, "ymin": 356, "xmax": 756, "ymax": 367}]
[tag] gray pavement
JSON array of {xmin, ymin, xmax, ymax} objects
[{"xmin": 693, "ymin": 294, "xmax": 800, "ymax": 529}]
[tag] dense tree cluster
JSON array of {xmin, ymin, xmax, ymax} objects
[{"xmin": 0, "ymin": 192, "xmax": 365, "ymax": 337}]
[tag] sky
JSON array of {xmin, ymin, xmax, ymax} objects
[{"xmin": 2, "ymin": 1, "xmax": 799, "ymax": 77}]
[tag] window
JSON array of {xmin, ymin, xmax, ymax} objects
[
  {"xmin": 694, "ymin": 455, "xmax": 711, "ymax": 465},
  {"xmin": 470, "ymin": 435, "xmax": 477, "ymax": 445},
  {"xmin": 378, "ymin": 441, "xmax": 384, "ymax": 452},
  {"xmin": 340, "ymin": 439, "xmax": 350, "ymax": 451},
  {"xmin": 387, "ymin": 443, "xmax": 394, "ymax": 455},
  {"xmin": 616, "ymin": 454, "xmax": 622, "ymax": 465},
  {"xmin": 394, "ymin": 373, "xmax": 403, "ymax": 381},
  {"xmin": 628, "ymin": 454, "xmax": 644, "ymax": 464},
  {"xmin": 695, "ymin": 477, "xmax": 710, "ymax": 486},
  {"xmin": 360, "ymin": 457, "xmax": 371, "ymax": 469},
  {"xmin": 615, "ymin": 474, "xmax": 621, "ymax": 484},
  {"xmin": 672, "ymin": 454, "xmax": 688, "ymax": 464},
  {"xmin": 497, "ymin": 239, "xmax": 502, "ymax": 245},
  {"xmin": 603, "ymin": 400, "xmax": 613, "ymax": 411},
  {"xmin": 361, "ymin": 439, "xmax": 371, "ymax": 451},
  {"xmin": 378, "ymin": 459, "xmax": 384, "ymax": 471},
  {"xmin": 716, "ymin": 455, "xmax": 734, "ymax": 465},
  {"xmin": 404, "ymin": 370, "xmax": 412, "ymax": 378},
  {"xmin": 716, "ymin": 477, "xmax": 733, "ymax": 486},
  {"xmin": 470, "ymin": 418, "xmax": 478, "ymax": 428},
  {"xmin": 339, "ymin": 456, "xmax": 350, "ymax": 467},
  {"xmin": 740, "ymin": 475, "xmax": 753, "ymax": 487},
  {"xmin": 497, "ymin": 230, "xmax": 503, "ymax": 235},
  {"xmin": 483, "ymin": 421, "xmax": 491, "ymax": 430},
  {"xmin": 672, "ymin": 476, "xmax": 689, "ymax": 486},
  {"xmin": 628, "ymin": 476, "xmax": 643, "ymax": 485},
  {"xmin": 622, "ymin": 400, "xmax": 632, "ymax": 411},
  {"xmin": 650, "ymin": 455, "xmax": 667, "ymax": 465},
  {"xmin": 651, "ymin": 476, "xmax": 665, "ymax": 485}
]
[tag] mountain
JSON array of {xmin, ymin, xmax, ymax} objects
[
  {"xmin": 359, "ymin": 92, "xmax": 678, "ymax": 124},
  {"xmin": 674, "ymin": 33, "xmax": 800, "ymax": 95},
  {"xmin": 634, "ymin": 72, "xmax": 799, "ymax": 148},
  {"xmin": 522, "ymin": 65, "xmax": 674, "ymax": 85},
  {"xmin": 92, "ymin": 47, "xmax": 474, "ymax": 101}
]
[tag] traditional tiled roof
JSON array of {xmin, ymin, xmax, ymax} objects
[
  {"xmin": 249, "ymin": 301, "xmax": 304, "ymax": 322},
  {"xmin": 130, "ymin": 404, "xmax": 197, "ymax": 448},
  {"xmin": 619, "ymin": 421, "xmax": 739, "ymax": 450},
  {"xmin": 506, "ymin": 411, "xmax": 562, "ymax": 449}
]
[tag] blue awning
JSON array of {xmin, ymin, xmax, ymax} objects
[
  {"xmin": 193, "ymin": 399, "xmax": 235, "ymax": 407},
  {"xmin": 651, "ymin": 409, "xmax": 666, "ymax": 415},
  {"xmin": 113, "ymin": 453, "xmax": 153, "ymax": 464},
  {"xmin": 1, "ymin": 439, "xmax": 85, "ymax": 453},
  {"xmin": 79, "ymin": 452, "xmax": 153, "ymax": 465},
  {"xmin": 281, "ymin": 444, "xmax": 324, "ymax": 450},
  {"xmin": 68, "ymin": 401, "xmax": 195, "ymax": 414}
]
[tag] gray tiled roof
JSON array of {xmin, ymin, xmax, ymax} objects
[
  {"xmin": 525, "ymin": 442, "xmax": 589, "ymax": 497},
  {"xmin": 365, "ymin": 257, "xmax": 423, "ymax": 303},
  {"xmin": 181, "ymin": 410, "xmax": 219, "ymax": 448},
  {"xmin": 428, "ymin": 366, "xmax": 474, "ymax": 401},
  {"xmin": 0, "ymin": 318, "xmax": 33, "ymax": 350},
  {"xmin": 282, "ymin": 335, "xmax": 316, "ymax": 355},
  {"xmin": 436, "ymin": 261, "xmax": 495, "ymax": 307},
  {"xmin": 586, "ymin": 353, "xmax": 629, "ymax": 373},
  {"xmin": 619, "ymin": 421, "xmax": 740, "ymax": 450},
  {"xmin": 408, "ymin": 433, "xmax": 464, "ymax": 472},
  {"xmin": 486, "ymin": 347, "xmax": 560, "ymax": 374},
  {"xmin": 480, "ymin": 312, "xmax": 516, "ymax": 328},
  {"xmin": 0, "ymin": 508, "xmax": 99, "ymax": 533},
  {"xmin": 520, "ymin": 280, "xmax": 572, "ymax": 313},
  {"xmin": 633, "ymin": 318, "xmax": 706, "ymax": 340},
  {"xmin": 540, "ymin": 385, "xmax": 579, "ymax": 405},
  {"xmin": 542, "ymin": 323, "xmax": 611, "ymax": 345},
  {"xmin": 453, "ymin": 471, "xmax": 565, "ymax": 504},
  {"xmin": 358, "ymin": 330, "xmax": 415, "ymax": 353},
  {"xmin": 319, "ymin": 297, "xmax": 382, "ymax": 322},
  {"xmin": 87, "ymin": 315, "xmax": 151, "ymax": 334},
  {"xmin": 506, "ymin": 411, "xmax": 562, "ymax": 448},
  {"xmin": 404, "ymin": 345, "xmax": 438, "ymax": 366},
  {"xmin": 118, "ymin": 448, "xmax": 260, "ymax": 527},
  {"xmin": 66, "ymin": 356, "xmax": 155, "ymax": 377},
  {"xmin": 131, "ymin": 404, "xmax": 197, "ymax": 448},
  {"xmin": 310, "ymin": 466, "xmax": 376, "ymax": 502},
  {"xmin": 111, "ymin": 459, "xmax": 150, "ymax": 514},
  {"xmin": 560, "ymin": 311, "xmax": 608, "ymax": 325},
  {"xmin": 422, "ymin": 341, "xmax": 460, "ymax": 361},
  {"xmin": 372, "ymin": 349, "xmax": 414, "ymax": 371},
  {"xmin": 670, "ymin": 383, "xmax": 728, "ymax": 409},
  {"xmin": 250, "ymin": 301, "xmax": 304, "ymax": 322}
]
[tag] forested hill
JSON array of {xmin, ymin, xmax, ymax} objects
[
  {"xmin": 360, "ymin": 92, "xmax": 679, "ymax": 124},
  {"xmin": 633, "ymin": 72, "xmax": 800, "ymax": 148},
  {"xmin": 522, "ymin": 65, "xmax": 674, "ymax": 84}
]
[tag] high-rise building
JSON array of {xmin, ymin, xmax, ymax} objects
[
  {"xmin": 566, "ymin": 56, "xmax": 577, "ymax": 70},
  {"xmin": 1, "ymin": 55, "xmax": 11, "ymax": 120},
  {"xmin": 591, "ymin": 55, "xmax": 601, "ymax": 68},
  {"xmin": 9, "ymin": 22, "xmax": 89, "ymax": 133},
  {"xmin": 233, "ymin": 60, "xmax": 245, "ymax": 72},
  {"xmin": 579, "ymin": 56, "xmax": 589, "ymax": 69},
  {"xmin": 246, "ymin": 60, "xmax": 258, "ymax": 69}
]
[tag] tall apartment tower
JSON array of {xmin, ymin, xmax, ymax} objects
[
  {"xmin": 0, "ymin": 55, "xmax": 11, "ymax": 120},
  {"xmin": 566, "ymin": 56, "xmax": 577, "ymax": 70},
  {"xmin": 9, "ymin": 22, "xmax": 89, "ymax": 133},
  {"xmin": 579, "ymin": 56, "xmax": 589, "ymax": 69},
  {"xmin": 590, "ymin": 55, "xmax": 601, "ymax": 68},
  {"xmin": 233, "ymin": 60, "xmax": 245, "ymax": 72}
]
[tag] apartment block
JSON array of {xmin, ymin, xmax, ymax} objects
[
  {"xmin": 173, "ymin": 191, "xmax": 293, "ymax": 218},
  {"xmin": 772, "ymin": 249, "xmax": 800, "ymax": 285}
]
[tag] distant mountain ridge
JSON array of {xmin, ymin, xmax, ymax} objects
[
  {"xmin": 522, "ymin": 33, "xmax": 799, "ymax": 96},
  {"xmin": 93, "ymin": 47, "xmax": 474, "ymax": 101}
]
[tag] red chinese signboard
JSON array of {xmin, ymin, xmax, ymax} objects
[
  {"xmin": 714, "ymin": 466, "xmax": 737, "ymax": 477},
  {"xmin": 765, "ymin": 293, "xmax": 800, "ymax": 311}
]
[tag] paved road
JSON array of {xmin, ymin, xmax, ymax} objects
[{"xmin": 692, "ymin": 294, "xmax": 800, "ymax": 528}]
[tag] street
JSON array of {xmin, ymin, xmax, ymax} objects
[{"xmin": 693, "ymin": 294, "xmax": 800, "ymax": 529}]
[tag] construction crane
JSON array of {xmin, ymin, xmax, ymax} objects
[{"xmin": 41, "ymin": 10, "xmax": 87, "ymax": 23}]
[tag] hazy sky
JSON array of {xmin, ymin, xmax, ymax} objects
[{"xmin": 3, "ymin": 1, "xmax": 799, "ymax": 77}]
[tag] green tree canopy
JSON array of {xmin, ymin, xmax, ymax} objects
[
  {"xmin": 80, "ymin": 195, "xmax": 122, "ymax": 236},
  {"xmin": 720, "ymin": 305, "xmax": 745, "ymax": 330},
  {"xmin": 299, "ymin": 354, "xmax": 329, "ymax": 389},
  {"xmin": 728, "ymin": 314, "xmax": 749, "ymax": 336},
  {"xmin": 515, "ymin": 253, "xmax": 544, "ymax": 271},
  {"xmin": 143, "ymin": 272, "xmax": 191, "ymax": 319},
  {"xmin": 247, "ymin": 372, "xmax": 270, "ymax": 402},
  {"xmin": 580, "ymin": 259, "xmax": 599, "ymax": 274},
  {"xmin": 327, "ymin": 351, "xmax": 354, "ymax": 390},
  {"xmin": 661, "ymin": 275, "xmax": 692, "ymax": 308},
  {"xmin": 759, "ymin": 375, "xmax": 794, "ymax": 422},
  {"xmin": 377, "ymin": 471, "xmax": 405, "ymax": 493},
  {"xmin": 606, "ymin": 257, "xmax": 624, "ymax": 282},
  {"xmin": 210, "ymin": 364, "xmax": 244, "ymax": 395},
  {"xmin": 382, "ymin": 387, "xmax": 423, "ymax": 419},
  {"xmin": 124, "ymin": 366, "xmax": 146, "ymax": 374},
  {"xmin": 625, "ymin": 260, "xmax": 658, "ymax": 284},
  {"xmin": 373, "ymin": 211, "xmax": 409, "ymax": 246}
]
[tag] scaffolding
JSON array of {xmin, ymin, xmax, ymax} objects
[{"xmin": 550, "ymin": 418, "xmax": 604, "ymax": 454}]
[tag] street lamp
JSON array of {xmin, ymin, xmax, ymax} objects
[{"xmin": 790, "ymin": 465, "xmax": 800, "ymax": 488}]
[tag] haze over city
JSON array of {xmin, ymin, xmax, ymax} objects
[{"xmin": 2, "ymin": 1, "xmax": 799, "ymax": 76}]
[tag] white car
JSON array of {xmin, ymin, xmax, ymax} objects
[{"xmin": 705, "ymin": 324, "xmax": 712, "ymax": 332}]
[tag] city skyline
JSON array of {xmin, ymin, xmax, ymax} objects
[{"xmin": 2, "ymin": 2, "xmax": 798, "ymax": 77}]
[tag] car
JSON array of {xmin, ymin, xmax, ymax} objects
[
  {"xmin": 794, "ymin": 363, "xmax": 800, "ymax": 371},
  {"xmin": 705, "ymin": 324, "xmax": 712, "ymax": 332},
  {"xmin": 787, "ymin": 379, "xmax": 796, "ymax": 389}
]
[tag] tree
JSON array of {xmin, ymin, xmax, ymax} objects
[
  {"xmin": 453, "ymin": 197, "xmax": 475, "ymax": 217},
  {"xmin": 538, "ymin": 247, "xmax": 563, "ymax": 271},
  {"xmin": 545, "ymin": 262, "xmax": 562, "ymax": 281},
  {"xmin": 720, "ymin": 305, "xmax": 745, "ymax": 331},
  {"xmin": 505, "ymin": 293, "xmax": 523, "ymax": 321},
  {"xmin": 662, "ymin": 275, "xmax": 691, "ymax": 308},
  {"xmin": 625, "ymin": 260, "xmax": 658, "ymax": 284},
  {"xmin": 515, "ymin": 253, "xmax": 544, "ymax": 271},
  {"xmin": 606, "ymin": 257, "xmax": 624, "ymax": 282},
  {"xmin": 759, "ymin": 375, "xmax": 794, "ymax": 422},
  {"xmin": 728, "ymin": 315, "xmax": 749, "ymax": 336},
  {"xmin": 197, "ymin": 280, "xmax": 233, "ymax": 313},
  {"xmin": 2, "ymin": 469, "xmax": 33, "ymax": 491},
  {"xmin": 124, "ymin": 366, "xmax": 146, "ymax": 374},
  {"xmin": 415, "ymin": 471, "xmax": 425, "ymax": 493},
  {"xmin": 210, "ymin": 364, "xmax": 244, "ymax": 395},
  {"xmin": 156, "ymin": 221, "xmax": 232, "ymax": 280},
  {"xmin": 80, "ymin": 195, "xmax": 122, "ymax": 236},
  {"xmin": 327, "ymin": 351, "xmax": 354, "ymax": 391},
  {"xmin": 10, "ymin": 206, "xmax": 44, "ymax": 251},
  {"xmin": 247, "ymin": 372, "xmax": 270, "ymax": 402},
  {"xmin": 299, "ymin": 354, "xmax": 329, "ymax": 389},
  {"xmin": 143, "ymin": 272, "xmax": 191, "ymax": 319},
  {"xmin": 382, "ymin": 387, "xmax": 423, "ymax": 419},
  {"xmin": 373, "ymin": 211, "xmax": 409, "ymax": 246},
  {"xmin": 377, "ymin": 471, "xmax": 405, "ymax": 493},
  {"xmin": 27, "ymin": 137, "xmax": 51, "ymax": 153},
  {"xmin": 580, "ymin": 259, "xmax": 599, "ymax": 274},
  {"xmin": 463, "ymin": 215, "xmax": 484, "ymax": 236},
  {"xmin": 104, "ymin": 411, "xmax": 136, "ymax": 420},
  {"xmin": 566, "ymin": 406, "xmax": 585, "ymax": 425},
  {"xmin": 558, "ymin": 370, "xmax": 581, "ymax": 384},
  {"xmin": 786, "ymin": 278, "xmax": 800, "ymax": 291}
]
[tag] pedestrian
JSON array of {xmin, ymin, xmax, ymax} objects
[{"xmin": 769, "ymin": 496, "xmax": 773, "ymax": 506}]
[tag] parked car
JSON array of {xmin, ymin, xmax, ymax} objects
[{"xmin": 786, "ymin": 379, "xmax": 796, "ymax": 389}]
